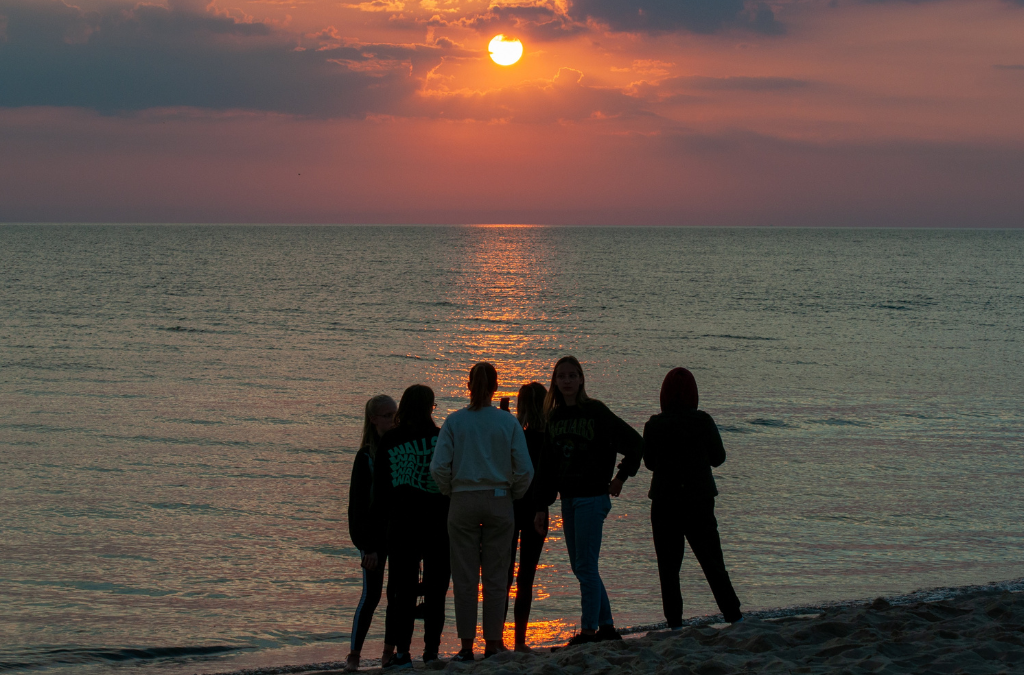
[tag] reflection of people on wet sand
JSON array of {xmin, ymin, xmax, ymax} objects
[
  {"xmin": 431, "ymin": 362, "xmax": 535, "ymax": 662},
  {"xmin": 366, "ymin": 385, "xmax": 451, "ymax": 670},
  {"xmin": 533, "ymin": 356, "xmax": 645, "ymax": 649},
  {"xmin": 644, "ymin": 367, "xmax": 743, "ymax": 627},
  {"xmin": 505, "ymin": 381, "xmax": 549, "ymax": 653},
  {"xmin": 346, "ymin": 394, "xmax": 397, "ymax": 672}
]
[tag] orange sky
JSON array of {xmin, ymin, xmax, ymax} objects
[{"xmin": 1, "ymin": 0, "xmax": 1022, "ymax": 225}]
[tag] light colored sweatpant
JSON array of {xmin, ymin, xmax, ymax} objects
[{"xmin": 447, "ymin": 489, "xmax": 515, "ymax": 640}]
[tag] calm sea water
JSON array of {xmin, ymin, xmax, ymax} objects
[{"xmin": 1, "ymin": 225, "xmax": 1022, "ymax": 675}]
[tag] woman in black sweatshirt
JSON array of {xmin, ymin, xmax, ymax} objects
[
  {"xmin": 533, "ymin": 356, "xmax": 644, "ymax": 647},
  {"xmin": 346, "ymin": 394, "xmax": 397, "ymax": 672},
  {"xmin": 643, "ymin": 368, "xmax": 742, "ymax": 627},
  {"xmin": 364, "ymin": 384, "xmax": 451, "ymax": 669}
]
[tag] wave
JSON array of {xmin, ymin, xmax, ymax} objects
[{"xmin": 0, "ymin": 645, "xmax": 241, "ymax": 672}]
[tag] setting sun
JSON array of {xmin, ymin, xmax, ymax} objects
[{"xmin": 488, "ymin": 34, "xmax": 523, "ymax": 66}]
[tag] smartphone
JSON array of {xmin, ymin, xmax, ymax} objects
[{"xmin": 500, "ymin": 397, "xmax": 510, "ymax": 411}]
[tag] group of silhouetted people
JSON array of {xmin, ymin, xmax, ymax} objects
[{"xmin": 345, "ymin": 357, "xmax": 742, "ymax": 671}]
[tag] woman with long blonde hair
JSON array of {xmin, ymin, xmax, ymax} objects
[
  {"xmin": 346, "ymin": 394, "xmax": 397, "ymax": 672},
  {"xmin": 532, "ymin": 356, "xmax": 644, "ymax": 648}
]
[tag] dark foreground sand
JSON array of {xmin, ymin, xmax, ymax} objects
[{"xmin": 205, "ymin": 581, "xmax": 1023, "ymax": 675}]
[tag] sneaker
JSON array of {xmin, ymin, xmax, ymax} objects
[
  {"xmin": 384, "ymin": 653, "xmax": 412, "ymax": 670},
  {"xmin": 597, "ymin": 625, "xmax": 622, "ymax": 641},
  {"xmin": 730, "ymin": 616, "xmax": 744, "ymax": 625},
  {"xmin": 551, "ymin": 632, "xmax": 600, "ymax": 652},
  {"xmin": 450, "ymin": 649, "xmax": 475, "ymax": 662},
  {"xmin": 422, "ymin": 652, "xmax": 439, "ymax": 664}
]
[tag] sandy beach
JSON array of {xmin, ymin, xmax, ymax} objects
[{"xmin": 203, "ymin": 579, "xmax": 1023, "ymax": 675}]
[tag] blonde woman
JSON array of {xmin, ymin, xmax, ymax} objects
[
  {"xmin": 532, "ymin": 356, "xmax": 644, "ymax": 648},
  {"xmin": 346, "ymin": 394, "xmax": 397, "ymax": 672}
]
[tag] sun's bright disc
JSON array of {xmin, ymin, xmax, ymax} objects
[{"xmin": 488, "ymin": 34, "xmax": 523, "ymax": 66}]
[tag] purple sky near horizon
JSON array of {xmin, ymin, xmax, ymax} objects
[{"xmin": 1, "ymin": 0, "xmax": 1022, "ymax": 225}]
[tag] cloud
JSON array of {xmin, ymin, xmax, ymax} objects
[
  {"xmin": 418, "ymin": 66, "xmax": 658, "ymax": 122},
  {"xmin": 627, "ymin": 74, "xmax": 815, "ymax": 104},
  {"xmin": 567, "ymin": 0, "xmax": 784, "ymax": 35},
  {"xmin": 0, "ymin": 0, "xmax": 465, "ymax": 116},
  {"xmin": 427, "ymin": 2, "xmax": 586, "ymax": 41}
]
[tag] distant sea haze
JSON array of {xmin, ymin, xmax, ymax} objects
[{"xmin": 1, "ymin": 225, "xmax": 1021, "ymax": 675}]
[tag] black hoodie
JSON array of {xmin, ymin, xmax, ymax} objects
[
  {"xmin": 534, "ymin": 399, "xmax": 644, "ymax": 507},
  {"xmin": 643, "ymin": 408, "xmax": 725, "ymax": 501},
  {"xmin": 367, "ymin": 421, "xmax": 448, "ymax": 554}
]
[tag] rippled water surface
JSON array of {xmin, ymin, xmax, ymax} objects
[{"xmin": 1, "ymin": 225, "xmax": 1022, "ymax": 675}]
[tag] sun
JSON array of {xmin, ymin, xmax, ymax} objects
[{"xmin": 488, "ymin": 35, "xmax": 523, "ymax": 66}]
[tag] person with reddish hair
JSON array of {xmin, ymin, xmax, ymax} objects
[{"xmin": 643, "ymin": 367, "xmax": 742, "ymax": 628}]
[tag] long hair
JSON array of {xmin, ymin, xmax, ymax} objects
[
  {"xmin": 543, "ymin": 355, "xmax": 590, "ymax": 417},
  {"xmin": 660, "ymin": 367, "xmax": 699, "ymax": 412},
  {"xmin": 468, "ymin": 362, "xmax": 498, "ymax": 411},
  {"xmin": 360, "ymin": 394, "xmax": 396, "ymax": 459},
  {"xmin": 395, "ymin": 384, "xmax": 436, "ymax": 429},
  {"xmin": 516, "ymin": 382, "xmax": 548, "ymax": 431}
]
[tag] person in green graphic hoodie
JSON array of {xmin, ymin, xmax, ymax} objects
[
  {"xmin": 364, "ymin": 384, "xmax": 450, "ymax": 670},
  {"xmin": 533, "ymin": 356, "xmax": 644, "ymax": 649}
]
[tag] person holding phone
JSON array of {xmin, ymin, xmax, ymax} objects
[
  {"xmin": 533, "ymin": 356, "xmax": 644, "ymax": 648},
  {"xmin": 506, "ymin": 382, "xmax": 549, "ymax": 652}
]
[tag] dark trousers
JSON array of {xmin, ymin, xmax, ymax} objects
[
  {"xmin": 505, "ymin": 501, "xmax": 548, "ymax": 644},
  {"xmin": 351, "ymin": 550, "xmax": 386, "ymax": 653},
  {"xmin": 651, "ymin": 497, "xmax": 742, "ymax": 625},
  {"xmin": 384, "ymin": 510, "xmax": 451, "ymax": 654}
]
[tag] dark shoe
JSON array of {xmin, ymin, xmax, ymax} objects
[
  {"xmin": 450, "ymin": 649, "xmax": 474, "ymax": 662},
  {"xmin": 384, "ymin": 653, "xmax": 412, "ymax": 670},
  {"xmin": 422, "ymin": 653, "xmax": 439, "ymax": 663},
  {"xmin": 729, "ymin": 616, "xmax": 744, "ymax": 625},
  {"xmin": 551, "ymin": 632, "xmax": 600, "ymax": 652},
  {"xmin": 597, "ymin": 625, "xmax": 622, "ymax": 641}
]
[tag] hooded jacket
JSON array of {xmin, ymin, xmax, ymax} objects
[{"xmin": 642, "ymin": 408, "xmax": 724, "ymax": 501}]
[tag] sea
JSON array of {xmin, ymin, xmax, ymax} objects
[{"xmin": 1, "ymin": 225, "xmax": 1022, "ymax": 675}]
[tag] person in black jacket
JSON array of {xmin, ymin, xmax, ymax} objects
[
  {"xmin": 643, "ymin": 367, "xmax": 742, "ymax": 627},
  {"xmin": 364, "ymin": 385, "xmax": 451, "ymax": 670},
  {"xmin": 506, "ymin": 381, "xmax": 549, "ymax": 652},
  {"xmin": 533, "ymin": 356, "xmax": 644, "ymax": 648},
  {"xmin": 346, "ymin": 394, "xmax": 397, "ymax": 672}
]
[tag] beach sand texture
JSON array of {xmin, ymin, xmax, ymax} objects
[
  {"xmin": 434, "ymin": 591, "xmax": 1023, "ymax": 675},
  {"xmin": 269, "ymin": 589, "xmax": 1022, "ymax": 675},
  {"xmin": 207, "ymin": 585, "xmax": 1024, "ymax": 675}
]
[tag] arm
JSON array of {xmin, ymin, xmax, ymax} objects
[
  {"xmin": 704, "ymin": 414, "xmax": 726, "ymax": 467},
  {"xmin": 367, "ymin": 444, "xmax": 392, "ymax": 559},
  {"xmin": 532, "ymin": 431, "xmax": 558, "ymax": 511},
  {"xmin": 347, "ymin": 450, "xmax": 374, "ymax": 552},
  {"xmin": 642, "ymin": 419, "xmax": 659, "ymax": 473},
  {"xmin": 607, "ymin": 408, "xmax": 644, "ymax": 483},
  {"xmin": 509, "ymin": 424, "xmax": 534, "ymax": 501},
  {"xmin": 429, "ymin": 420, "xmax": 455, "ymax": 496}
]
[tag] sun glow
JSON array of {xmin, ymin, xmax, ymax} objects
[{"xmin": 488, "ymin": 35, "xmax": 523, "ymax": 66}]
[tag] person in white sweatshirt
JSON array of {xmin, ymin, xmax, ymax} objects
[{"xmin": 430, "ymin": 362, "xmax": 534, "ymax": 661}]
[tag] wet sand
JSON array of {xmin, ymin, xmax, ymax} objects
[{"xmin": 201, "ymin": 579, "xmax": 1023, "ymax": 675}]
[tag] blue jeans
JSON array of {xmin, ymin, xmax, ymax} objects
[{"xmin": 561, "ymin": 494, "xmax": 613, "ymax": 630}]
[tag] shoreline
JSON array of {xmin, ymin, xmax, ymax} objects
[{"xmin": 194, "ymin": 577, "xmax": 1024, "ymax": 675}]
